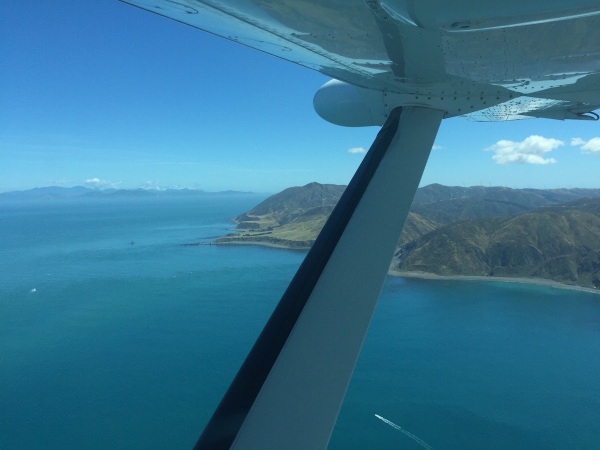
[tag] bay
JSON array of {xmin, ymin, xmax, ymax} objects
[{"xmin": 1, "ymin": 196, "xmax": 599, "ymax": 449}]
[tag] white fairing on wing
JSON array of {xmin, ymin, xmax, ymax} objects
[
  {"xmin": 313, "ymin": 80, "xmax": 387, "ymax": 127},
  {"xmin": 231, "ymin": 107, "xmax": 443, "ymax": 449}
]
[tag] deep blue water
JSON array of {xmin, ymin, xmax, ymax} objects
[{"xmin": 1, "ymin": 196, "xmax": 599, "ymax": 449}]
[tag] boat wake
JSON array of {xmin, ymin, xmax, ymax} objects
[{"xmin": 374, "ymin": 414, "xmax": 434, "ymax": 450}]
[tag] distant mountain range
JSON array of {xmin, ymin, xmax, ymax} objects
[
  {"xmin": 0, "ymin": 186, "xmax": 254, "ymax": 201},
  {"xmin": 217, "ymin": 182, "xmax": 600, "ymax": 289}
]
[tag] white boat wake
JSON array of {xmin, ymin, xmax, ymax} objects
[{"xmin": 374, "ymin": 414, "xmax": 434, "ymax": 450}]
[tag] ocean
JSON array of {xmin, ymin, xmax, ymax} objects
[{"xmin": 1, "ymin": 195, "xmax": 599, "ymax": 449}]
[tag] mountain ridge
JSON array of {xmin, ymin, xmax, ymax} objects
[{"xmin": 0, "ymin": 186, "xmax": 255, "ymax": 201}]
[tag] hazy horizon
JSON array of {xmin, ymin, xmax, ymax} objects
[{"xmin": 3, "ymin": 181, "xmax": 600, "ymax": 196}]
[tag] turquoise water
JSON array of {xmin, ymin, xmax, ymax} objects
[{"xmin": 1, "ymin": 196, "xmax": 599, "ymax": 449}]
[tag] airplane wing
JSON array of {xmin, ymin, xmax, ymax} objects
[
  {"xmin": 121, "ymin": 0, "xmax": 600, "ymax": 122},
  {"xmin": 118, "ymin": 1, "xmax": 600, "ymax": 448}
]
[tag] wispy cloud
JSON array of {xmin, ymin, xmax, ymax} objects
[
  {"xmin": 432, "ymin": 144, "xmax": 443, "ymax": 150},
  {"xmin": 140, "ymin": 180, "xmax": 165, "ymax": 190},
  {"xmin": 348, "ymin": 147, "xmax": 366, "ymax": 154},
  {"xmin": 485, "ymin": 135, "xmax": 563, "ymax": 165},
  {"xmin": 85, "ymin": 178, "xmax": 121, "ymax": 189},
  {"xmin": 571, "ymin": 137, "xmax": 600, "ymax": 154}
]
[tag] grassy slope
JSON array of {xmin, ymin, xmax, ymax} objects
[{"xmin": 217, "ymin": 183, "xmax": 343, "ymax": 248}]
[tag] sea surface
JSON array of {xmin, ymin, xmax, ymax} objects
[{"xmin": 1, "ymin": 195, "xmax": 599, "ymax": 449}]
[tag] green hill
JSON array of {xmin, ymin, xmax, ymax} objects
[
  {"xmin": 217, "ymin": 182, "xmax": 600, "ymax": 288},
  {"xmin": 394, "ymin": 198, "xmax": 600, "ymax": 288},
  {"xmin": 218, "ymin": 183, "xmax": 345, "ymax": 248},
  {"xmin": 237, "ymin": 182, "xmax": 344, "ymax": 226},
  {"xmin": 217, "ymin": 183, "xmax": 439, "ymax": 248}
]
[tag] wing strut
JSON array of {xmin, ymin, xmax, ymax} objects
[{"xmin": 195, "ymin": 106, "xmax": 444, "ymax": 449}]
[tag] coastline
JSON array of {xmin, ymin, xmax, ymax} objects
[
  {"xmin": 215, "ymin": 239, "xmax": 310, "ymax": 250},
  {"xmin": 389, "ymin": 270, "xmax": 600, "ymax": 295},
  {"xmin": 215, "ymin": 239, "xmax": 600, "ymax": 295}
]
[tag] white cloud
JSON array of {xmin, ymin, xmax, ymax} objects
[
  {"xmin": 432, "ymin": 144, "xmax": 443, "ymax": 150},
  {"xmin": 571, "ymin": 137, "xmax": 586, "ymax": 146},
  {"xmin": 85, "ymin": 177, "xmax": 102, "ymax": 186},
  {"xmin": 571, "ymin": 137, "xmax": 600, "ymax": 154},
  {"xmin": 348, "ymin": 147, "xmax": 366, "ymax": 154},
  {"xmin": 582, "ymin": 138, "xmax": 600, "ymax": 154},
  {"xmin": 485, "ymin": 135, "xmax": 563, "ymax": 165},
  {"xmin": 140, "ymin": 180, "xmax": 165, "ymax": 190},
  {"xmin": 85, "ymin": 178, "xmax": 121, "ymax": 189}
]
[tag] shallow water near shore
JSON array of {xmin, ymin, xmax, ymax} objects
[{"xmin": 2, "ymin": 196, "xmax": 599, "ymax": 449}]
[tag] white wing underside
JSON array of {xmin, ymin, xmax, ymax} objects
[{"xmin": 121, "ymin": 0, "xmax": 600, "ymax": 121}]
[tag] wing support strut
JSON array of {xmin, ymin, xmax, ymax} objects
[{"xmin": 195, "ymin": 106, "xmax": 444, "ymax": 449}]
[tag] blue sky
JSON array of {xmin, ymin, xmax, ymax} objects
[{"xmin": 2, "ymin": 1, "xmax": 600, "ymax": 193}]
